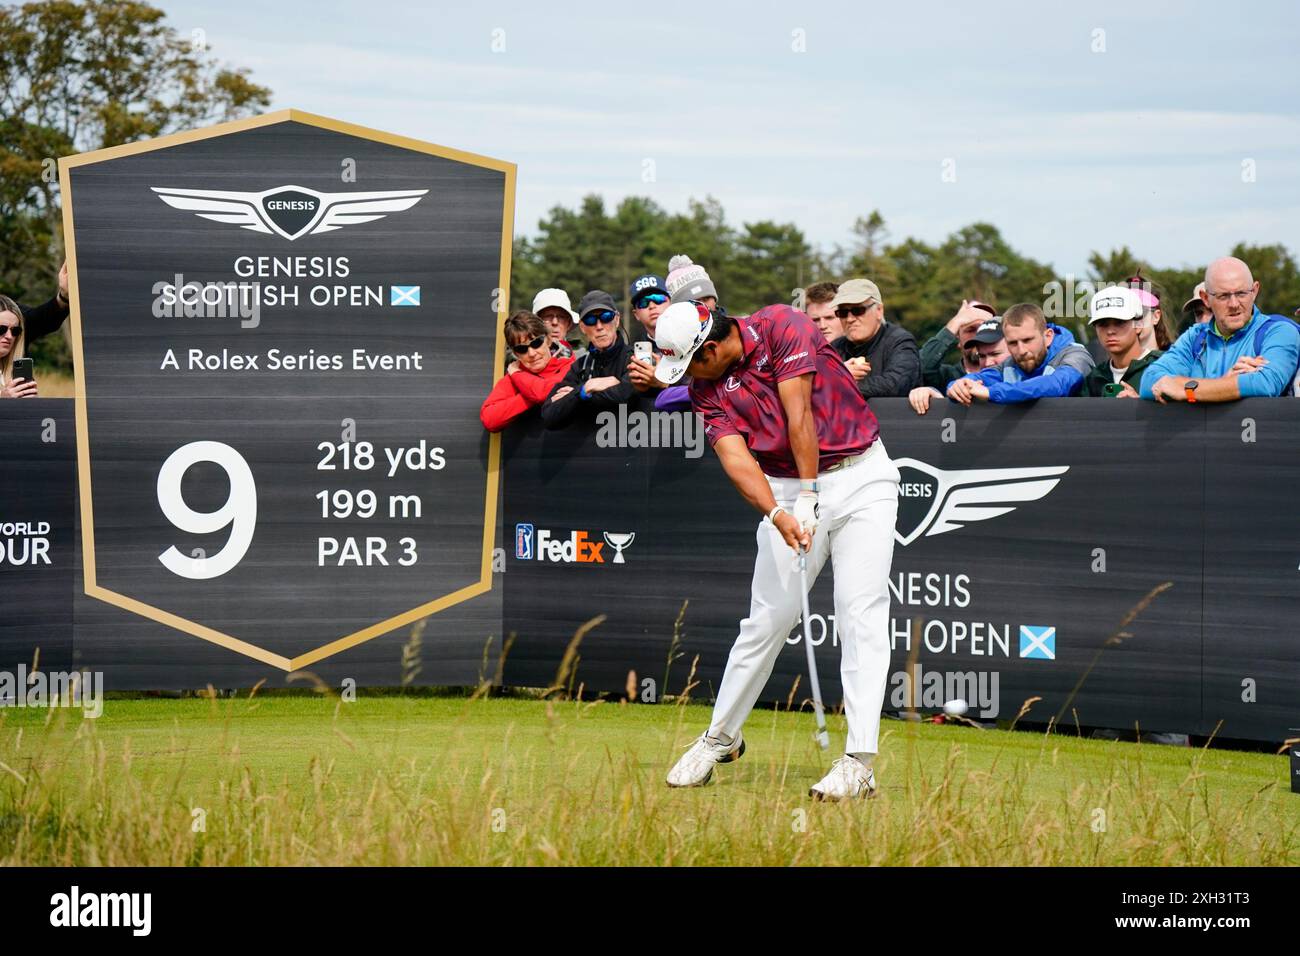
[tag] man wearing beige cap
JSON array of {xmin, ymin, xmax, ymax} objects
[
  {"xmin": 829, "ymin": 278, "xmax": 920, "ymax": 398},
  {"xmin": 531, "ymin": 288, "xmax": 577, "ymax": 359},
  {"xmin": 1178, "ymin": 281, "xmax": 1211, "ymax": 336}
]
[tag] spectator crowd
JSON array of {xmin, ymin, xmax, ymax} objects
[
  {"xmin": 481, "ymin": 254, "xmax": 1300, "ymax": 430},
  {"xmin": 6, "ymin": 253, "xmax": 1297, "ymax": 414}
]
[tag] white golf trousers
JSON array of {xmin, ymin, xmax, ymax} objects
[{"xmin": 707, "ymin": 439, "xmax": 900, "ymax": 755}]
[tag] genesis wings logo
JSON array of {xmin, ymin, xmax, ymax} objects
[
  {"xmin": 894, "ymin": 458, "xmax": 1068, "ymax": 547},
  {"xmin": 150, "ymin": 184, "xmax": 428, "ymax": 241}
]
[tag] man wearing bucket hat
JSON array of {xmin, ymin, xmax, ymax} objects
[
  {"xmin": 531, "ymin": 288, "xmax": 578, "ymax": 360},
  {"xmin": 653, "ymin": 300, "xmax": 901, "ymax": 801}
]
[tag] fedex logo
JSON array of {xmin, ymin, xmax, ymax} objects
[{"xmin": 536, "ymin": 529, "xmax": 605, "ymax": 563}]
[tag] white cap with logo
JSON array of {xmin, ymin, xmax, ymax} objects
[
  {"xmin": 653, "ymin": 301, "xmax": 714, "ymax": 384},
  {"xmin": 1089, "ymin": 286, "xmax": 1143, "ymax": 324}
]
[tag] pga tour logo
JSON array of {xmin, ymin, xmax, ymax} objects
[{"xmin": 515, "ymin": 524, "xmax": 635, "ymax": 564}]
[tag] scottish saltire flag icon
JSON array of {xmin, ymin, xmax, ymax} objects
[
  {"xmin": 390, "ymin": 285, "xmax": 420, "ymax": 306},
  {"xmin": 1019, "ymin": 625, "xmax": 1056, "ymax": 660}
]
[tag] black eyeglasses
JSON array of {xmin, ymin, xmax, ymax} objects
[
  {"xmin": 0, "ymin": 324, "xmax": 20, "ymax": 339},
  {"xmin": 581, "ymin": 310, "xmax": 618, "ymax": 326},
  {"xmin": 633, "ymin": 293, "xmax": 667, "ymax": 310},
  {"xmin": 834, "ymin": 304, "xmax": 873, "ymax": 319},
  {"xmin": 509, "ymin": 335, "xmax": 547, "ymax": 356}
]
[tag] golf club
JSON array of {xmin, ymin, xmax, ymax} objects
[{"xmin": 798, "ymin": 547, "xmax": 831, "ymax": 750}]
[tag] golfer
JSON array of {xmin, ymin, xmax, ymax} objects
[{"xmin": 654, "ymin": 297, "xmax": 900, "ymax": 800}]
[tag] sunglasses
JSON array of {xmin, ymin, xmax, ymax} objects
[
  {"xmin": 0, "ymin": 324, "xmax": 20, "ymax": 339},
  {"xmin": 834, "ymin": 303, "xmax": 874, "ymax": 319},
  {"xmin": 581, "ymin": 310, "xmax": 618, "ymax": 326},
  {"xmin": 509, "ymin": 335, "xmax": 547, "ymax": 356},
  {"xmin": 633, "ymin": 293, "xmax": 668, "ymax": 309}
]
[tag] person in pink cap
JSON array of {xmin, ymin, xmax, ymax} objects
[{"xmin": 1124, "ymin": 273, "xmax": 1173, "ymax": 352}]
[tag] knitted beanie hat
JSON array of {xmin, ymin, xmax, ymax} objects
[{"xmin": 665, "ymin": 254, "xmax": 718, "ymax": 304}]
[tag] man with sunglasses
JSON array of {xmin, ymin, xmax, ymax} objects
[
  {"xmin": 626, "ymin": 275, "xmax": 672, "ymax": 394},
  {"xmin": 829, "ymin": 278, "xmax": 920, "ymax": 398},
  {"xmin": 541, "ymin": 290, "xmax": 638, "ymax": 428},
  {"xmin": 628, "ymin": 274, "xmax": 671, "ymax": 341},
  {"xmin": 653, "ymin": 300, "xmax": 900, "ymax": 801},
  {"xmin": 1141, "ymin": 257, "xmax": 1300, "ymax": 403}
]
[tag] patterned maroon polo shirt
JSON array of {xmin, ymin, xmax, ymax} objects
[{"xmin": 689, "ymin": 304, "xmax": 880, "ymax": 478}]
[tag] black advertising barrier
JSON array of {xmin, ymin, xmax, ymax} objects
[
  {"xmin": 2, "ymin": 396, "xmax": 1296, "ymax": 741},
  {"xmin": 502, "ymin": 398, "xmax": 1298, "ymax": 744},
  {"xmin": 1201, "ymin": 403, "xmax": 1300, "ymax": 740},
  {"xmin": 53, "ymin": 111, "xmax": 510, "ymax": 688},
  {"xmin": 0, "ymin": 402, "xmax": 76, "ymax": 675}
]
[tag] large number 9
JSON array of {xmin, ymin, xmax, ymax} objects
[{"xmin": 157, "ymin": 441, "xmax": 257, "ymax": 579}]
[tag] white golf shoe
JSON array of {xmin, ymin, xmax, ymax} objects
[
  {"xmin": 666, "ymin": 732, "xmax": 745, "ymax": 787},
  {"xmin": 809, "ymin": 756, "xmax": 876, "ymax": 801}
]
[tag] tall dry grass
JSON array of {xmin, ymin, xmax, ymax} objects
[{"xmin": 0, "ymin": 688, "xmax": 1294, "ymax": 867}]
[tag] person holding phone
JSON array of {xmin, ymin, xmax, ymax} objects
[
  {"xmin": 1080, "ymin": 287, "xmax": 1161, "ymax": 398},
  {"xmin": 479, "ymin": 311, "xmax": 574, "ymax": 432},
  {"xmin": 540, "ymin": 291, "xmax": 637, "ymax": 429},
  {"xmin": 0, "ymin": 294, "xmax": 37, "ymax": 399}
]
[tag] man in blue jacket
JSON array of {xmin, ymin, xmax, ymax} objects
[
  {"xmin": 946, "ymin": 303, "xmax": 1094, "ymax": 404},
  {"xmin": 1141, "ymin": 257, "xmax": 1300, "ymax": 404}
]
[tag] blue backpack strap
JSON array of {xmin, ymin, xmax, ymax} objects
[
  {"xmin": 1192, "ymin": 314, "xmax": 1296, "ymax": 363},
  {"xmin": 1252, "ymin": 313, "xmax": 1298, "ymax": 353},
  {"xmin": 1253, "ymin": 314, "xmax": 1300, "ymax": 395},
  {"xmin": 1190, "ymin": 323, "xmax": 1211, "ymax": 366}
]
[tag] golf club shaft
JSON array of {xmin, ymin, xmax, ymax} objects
[{"xmin": 799, "ymin": 551, "xmax": 830, "ymax": 747}]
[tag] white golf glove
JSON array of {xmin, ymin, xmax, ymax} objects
[{"xmin": 793, "ymin": 491, "xmax": 819, "ymax": 539}]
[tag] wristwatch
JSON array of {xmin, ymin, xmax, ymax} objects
[{"xmin": 1184, "ymin": 380, "xmax": 1199, "ymax": 403}]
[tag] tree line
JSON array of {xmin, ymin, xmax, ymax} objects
[{"xmin": 512, "ymin": 197, "xmax": 1300, "ymax": 345}]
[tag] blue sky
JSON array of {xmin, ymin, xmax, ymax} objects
[{"xmin": 165, "ymin": 0, "xmax": 1299, "ymax": 277}]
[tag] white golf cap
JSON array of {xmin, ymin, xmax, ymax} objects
[
  {"xmin": 653, "ymin": 301, "xmax": 714, "ymax": 384},
  {"xmin": 531, "ymin": 288, "xmax": 577, "ymax": 323},
  {"xmin": 1089, "ymin": 286, "xmax": 1143, "ymax": 324}
]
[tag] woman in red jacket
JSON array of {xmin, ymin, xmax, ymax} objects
[{"xmin": 480, "ymin": 310, "xmax": 575, "ymax": 432}]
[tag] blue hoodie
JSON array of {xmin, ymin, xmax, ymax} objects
[
  {"xmin": 1139, "ymin": 306, "xmax": 1300, "ymax": 400},
  {"xmin": 948, "ymin": 323, "xmax": 1093, "ymax": 403}
]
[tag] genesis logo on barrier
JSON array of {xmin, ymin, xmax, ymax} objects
[
  {"xmin": 151, "ymin": 184, "xmax": 429, "ymax": 241},
  {"xmin": 893, "ymin": 458, "xmax": 1069, "ymax": 547}
]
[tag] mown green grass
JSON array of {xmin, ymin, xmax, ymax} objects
[{"xmin": 0, "ymin": 694, "xmax": 1293, "ymax": 866}]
